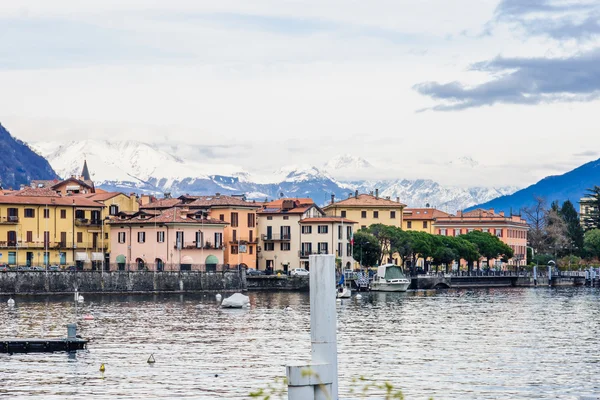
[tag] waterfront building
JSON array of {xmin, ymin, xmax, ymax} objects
[
  {"xmin": 0, "ymin": 187, "xmax": 105, "ymax": 268},
  {"xmin": 579, "ymin": 197, "xmax": 597, "ymax": 230},
  {"xmin": 108, "ymin": 207, "xmax": 227, "ymax": 271},
  {"xmin": 256, "ymin": 198, "xmax": 324, "ymax": 273},
  {"xmin": 323, "ymin": 190, "xmax": 406, "ymax": 230},
  {"xmin": 298, "ymin": 217, "xmax": 357, "ymax": 270},
  {"xmin": 403, "ymin": 207, "xmax": 450, "ymax": 233},
  {"xmin": 142, "ymin": 193, "xmax": 260, "ymax": 268},
  {"xmin": 434, "ymin": 208, "xmax": 529, "ymax": 267}
]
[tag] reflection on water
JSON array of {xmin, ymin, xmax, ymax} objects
[{"xmin": 1, "ymin": 288, "xmax": 599, "ymax": 399}]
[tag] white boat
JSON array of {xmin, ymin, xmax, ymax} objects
[
  {"xmin": 337, "ymin": 286, "xmax": 352, "ymax": 298},
  {"xmin": 221, "ymin": 293, "xmax": 250, "ymax": 308},
  {"xmin": 370, "ymin": 264, "xmax": 410, "ymax": 292}
]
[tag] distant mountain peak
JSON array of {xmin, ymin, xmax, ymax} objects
[
  {"xmin": 323, "ymin": 154, "xmax": 373, "ymax": 172},
  {"xmin": 447, "ymin": 156, "xmax": 479, "ymax": 168}
]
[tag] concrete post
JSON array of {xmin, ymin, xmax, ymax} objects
[
  {"xmin": 533, "ymin": 265, "xmax": 537, "ymax": 286},
  {"xmin": 286, "ymin": 254, "xmax": 338, "ymax": 400},
  {"xmin": 67, "ymin": 323, "xmax": 77, "ymax": 339}
]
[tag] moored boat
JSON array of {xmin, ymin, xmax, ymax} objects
[{"xmin": 370, "ymin": 264, "xmax": 410, "ymax": 292}]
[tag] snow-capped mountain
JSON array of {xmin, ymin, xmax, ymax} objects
[{"xmin": 32, "ymin": 140, "xmax": 518, "ymax": 211}]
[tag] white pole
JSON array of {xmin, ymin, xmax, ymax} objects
[{"xmin": 286, "ymin": 254, "xmax": 338, "ymax": 400}]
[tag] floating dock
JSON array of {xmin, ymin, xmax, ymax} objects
[{"xmin": 0, "ymin": 324, "xmax": 88, "ymax": 354}]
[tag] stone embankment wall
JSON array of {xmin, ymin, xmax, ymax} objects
[
  {"xmin": 246, "ymin": 275, "xmax": 309, "ymax": 291},
  {"xmin": 0, "ymin": 271, "xmax": 246, "ymax": 295}
]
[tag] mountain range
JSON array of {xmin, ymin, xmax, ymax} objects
[
  {"xmin": 468, "ymin": 157, "xmax": 600, "ymax": 213},
  {"xmin": 32, "ymin": 139, "xmax": 518, "ymax": 212},
  {"xmin": 0, "ymin": 123, "xmax": 58, "ymax": 189}
]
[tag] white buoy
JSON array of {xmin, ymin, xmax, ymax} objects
[
  {"xmin": 355, "ymin": 294, "xmax": 362, "ymax": 300},
  {"xmin": 7, "ymin": 297, "xmax": 15, "ymax": 307},
  {"xmin": 336, "ymin": 298, "xmax": 342, "ymax": 304},
  {"xmin": 78, "ymin": 295, "xmax": 84, "ymax": 304},
  {"xmin": 216, "ymin": 294, "xmax": 222, "ymax": 302},
  {"xmin": 284, "ymin": 306, "xmax": 292, "ymax": 311}
]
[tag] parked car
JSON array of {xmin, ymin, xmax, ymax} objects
[
  {"xmin": 290, "ymin": 268, "xmax": 309, "ymax": 276},
  {"xmin": 246, "ymin": 268, "xmax": 265, "ymax": 276},
  {"xmin": 16, "ymin": 265, "xmax": 30, "ymax": 271},
  {"xmin": 0, "ymin": 264, "xmax": 8, "ymax": 272},
  {"xmin": 30, "ymin": 266, "xmax": 45, "ymax": 271},
  {"xmin": 48, "ymin": 265, "xmax": 60, "ymax": 271}
]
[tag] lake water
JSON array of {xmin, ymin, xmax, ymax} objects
[{"xmin": 1, "ymin": 288, "xmax": 599, "ymax": 399}]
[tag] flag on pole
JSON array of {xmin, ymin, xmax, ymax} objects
[{"xmin": 350, "ymin": 231, "xmax": 354, "ymax": 247}]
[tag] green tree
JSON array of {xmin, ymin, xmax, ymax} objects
[
  {"xmin": 352, "ymin": 231, "xmax": 380, "ymax": 267},
  {"xmin": 368, "ymin": 224, "xmax": 401, "ymax": 265},
  {"xmin": 461, "ymin": 230, "xmax": 513, "ymax": 270},
  {"xmin": 584, "ymin": 229, "xmax": 600, "ymax": 259},
  {"xmin": 432, "ymin": 247, "xmax": 456, "ymax": 273},
  {"xmin": 559, "ymin": 200, "xmax": 584, "ymax": 255}
]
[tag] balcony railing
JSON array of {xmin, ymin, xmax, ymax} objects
[
  {"xmin": 299, "ymin": 250, "xmax": 330, "ymax": 258},
  {"xmin": 261, "ymin": 234, "xmax": 291, "ymax": 241},
  {"xmin": 0, "ymin": 216, "xmax": 19, "ymax": 224},
  {"xmin": 74, "ymin": 218, "xmax": 102, "ymax": 226},
  {"xmin": 0, "ymin": 241, "xmax": 108, "ymax": 249},
  {"xmin": 229, "ymin": 237, "xmax": 258, "ymax": 244},
  {"xmin": 172, "ymin": 242, "xmax": 225, "ymax": 250}
]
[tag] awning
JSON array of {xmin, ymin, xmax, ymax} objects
[
  {"xmin": 92, "ymin": 252, "xmax": 104, "ymax": 261},
  {"xmin": 181, "ymin": 255, "xmax": 193, "ymax": 264},
  {"xmin": 116, "ymin": 254, "xmax": 126, "ymax": 263},
  {"xmin": 205, "ymin": 255, "xmax": 218, "ymax": 265},
  {"xmin": 75, "ymin": 252, "xmax": 89, "ymax": 261}
]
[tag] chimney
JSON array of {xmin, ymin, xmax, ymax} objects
[
  {"xmin": 215, "ymin": 192, "xmax": 221, "ymax": 197},
  {"xmin": 396, "ymin": 197, "xmax": 400, "ymax": 203},
  {"xmin": 348, "ymin": 192, "xmax": 352, "ymax": 198},
  {"xmin": 499, "ymin": 211, "xmax": 505, "ymax": 217},
  {"xmin": 375, "ymin": 188, "xmax": 379, "ymax": 199},
  {"xmin": 330, "ymin": 193, "xmax": 335, "ymax": 204},
  {"xmin": 489, "ymin": 208, "xmax": 494, "ymax": 214},
  {"xmin": 354, "ymin": 190, "xmax": 358, "ymax": 199}
]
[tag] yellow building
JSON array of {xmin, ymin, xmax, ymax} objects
[
  {"xmin": 323, "ymin": 190, "xmax": 406, "ymax": 231},
  {"xmin": 0, "ymin": 187, "xmax": 104, "ymax": 268},
  {"xmin": 402, "ymin": 208, "xmax": 450, "ymax": 233}
]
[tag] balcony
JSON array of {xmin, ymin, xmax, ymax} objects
[
  {"xmin": 261, "ymin": 234, "xmax": 291, "ymax": 241},
  {"xmin": 74, "ymin": 218, "xmax": 102, "ymax": 227},
  {"xmin": 0, "ymin": 216, "xmax": 19, "ymax": 224},
  {"xmin": 229, "ymin": 237, "xmax": 259, "ymax": 244},
  {"xmin": 299, "ymin": 250, "xmax": 330, "ymax": 258},
  {"xmin": 173, "ymin": 242, "xmax": 224, "ymax": 250},
  {"xmin": 0, "ymin": 241, "xmax": 108, "ymax": 249}
]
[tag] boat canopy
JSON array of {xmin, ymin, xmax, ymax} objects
[{"xmin": 377, "ymin": 264, "xmax": 406, "ymax": 280}]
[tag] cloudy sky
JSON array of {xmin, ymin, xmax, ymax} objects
[{"xmin": 1, "ymin": 0, "xmax": 599, "ymax": 188}]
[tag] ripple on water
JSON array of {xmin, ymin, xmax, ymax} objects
[{"xmin": 1, "ymin": 288, "xmax": 599, "ymax": 399}]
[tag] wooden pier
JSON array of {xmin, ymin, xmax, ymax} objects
[{"xmin": 0, "ymin": 324, "xmax": 88, "ymax": 354}]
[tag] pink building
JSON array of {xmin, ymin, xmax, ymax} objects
[{"xmin": 109, "ymin": 207, "xmax": 228, "ymax": 271}]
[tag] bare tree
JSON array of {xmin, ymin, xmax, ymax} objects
[
  {"xmin": 522, "ymin": 196, "xmax": 548, "ymax": 253},
  {"xmin": 545, "ymin": 208, "xmax": 569, "ymax": 257}
]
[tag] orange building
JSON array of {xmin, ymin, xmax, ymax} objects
[
  {"xmin": 403, "ymin": 208, "xmax": 450, "ymax": 233},
  {"xmin": 434, "ymin": 208, "xmax": 529, "ymax": 267}
]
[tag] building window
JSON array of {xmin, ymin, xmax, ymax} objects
[
  {"xmin": 267, "ymin": 216, "xmax": 273, "ymax": 220},
  {"xmin": 407, "ymin": 221, "xmax": 412, "ymax": 229},
  {"xmin": 196, "ymin": 231, "xmax": 205, "ymax": 248},
  {"xmin": 318, "ymin": 225, "xmax": 328, "ymax": 234},
  {"xmin": 454, "ymin": 229, "xmax": 461, "ymax": 236},
  {"xmin": 423, "ymin": 221, "xmax": 428, "ymax": 229},
  {"xmin": 281, "ymin": 242, "xmax": 290, "ymax": 251},
  {"xmin": 43, "ymin": 209, "xmax": 50, "ymax": 219},
  {"xmin": 361, "ymin": 211, "xmax": 367, "ymax": 218},
  {"xmin": 468, "ymin": 228, "xmax": 474, "ymax": 233},
  {"xmin": 373, "ymin": 211, "xmax": 379, "ymax": 219},
  {"xmin": 495, "ymin": 229, "xmax": 502, "ymax": 237},
  {"xmin": 231, "ymin": 212, "xmax": 239, "ymax": 227},
  {"xmin": 60, "ymin": 209, "xmax": 67, "ymax": 219},
  {"xmin": 347, "ymin": 226, "xmax": 352, "ymax": 239},
  {"xmin": 109, "ymin": 205, "xmax": 119, "ymax": 215},
  {"xmin": 24, "ymin": 208, "xmax": 35, "ymax": 218},
  {"xmin": 341, "ymin": 210, "xmax": 346, "ymax": 218},
  {"xmin": 281, "ymin": 226, "xmax": 291, "ymax": 239},
  {"xmin": 347, "ymin": 243, "xmax": 352, "ymax": 257},
  {"xmin": 157, "ymin": 231, "xmax": 165, "ymax": 243},
  {"xmin": 231, "ymin": 245, "xmax": 238, "ymax": 254},
  {"xmin": 440, "ymin": 229, "xmax": 447, "ymax": 236},
  {"xmin": 176, "ymin": 232, "xmax": 184, "ymax": 248},
  {"xmin": 338, "ymin": 225, "xmax": 343, "ymax": 240},
  {"xmin": 232, "ymin": 229, "xmax": 237, "ymax": 242},
  {"xmin": 283, "ymin": 216, "xmax": 289, "ymax": 220},
  {"xmin": 318, "ymin": 242, "xmax": 328, "ymax": 254},
  {"xmin": 104, "ymin": 232, "xmax": 108, "ymax": 240},
  {"xmin": 301, "ymin": 242, "xmax": 312, "ymax": 255},
  {"xmin": 361, "ymin": 225, "xmax": 366, "ymax": 230},
  {"xmin": 390, "ymin": 211, "xmax": 396, "ymax": 219},
  {"xmin": 337, "ymin": 243, "xmax": 342, "ymax": 257},
  {"xmin": 8, "ymin": 251, "xmax": 16, "ymax": 265},
  {"xmin": 214, "ymin": 232, "xmax": 223, "ymax": 248},
  {"xmin": 26, "ymin": 231, "xmax": 33, "ymax": 242},
  {"xmin": 264, "ymin": 242, "xmax": 274, "ymax": 251},
  {"xmin": 138, "ymin": 232, "xmax": 146, "ymax": 243},
  {"xmin": 482, "ymin": 228, "xmax": 489, "ymax": 233},
  {"xmin": 247, "ymin": 213, "xmax": 256, "ymax": 227},
  {"xmin": 77, "ymin": 232, "xmax": 83, "ymax": 243},
  {"xmin": 302, "ymin": 226, "xmax": 312, "ymax": 234},
  {"xmin": 249, "ymin": 246, "xmax": 253, "ymax": 255},
  {"xmin": 118, "ymin": 232, "xmax": 126, "ymax": 243},
  {"xmin": 219, "ymin": 214, "xmax": 225, "ymax": 221},
  {"xmin": 75, "ymin": 210, "xmax": 85, "ymax": 219}
]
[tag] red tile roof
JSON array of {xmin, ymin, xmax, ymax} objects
[
  {"xmin": 184, "ymin": 195, "xmax": 260, "ymax": 208},
  {"xmin": 324, "ymin": 194, "xmax": 406, "ymax": 208},
  {"xmin": 257, "ymin": 198, "xmax": 318, "ymax": 215},
  {"xmin": 109, "ymin": 207, "xmax": 228, "ymax": 225},
  {"xmin": 403, "ymin": 208, "xmax": 450, "ymax": 220},
  {"xmin": 0, "ymin": 195, "xmax": 103, "ymax": 207},
  {"xmin": 14, "ymin": 187, "xmax": 61, "ymax": 197},
  {"xmin": 139, "ymin": 198, "xmax": 182, "ymax": 209}
]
